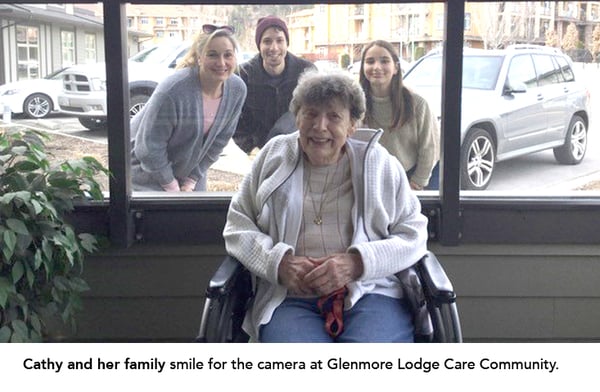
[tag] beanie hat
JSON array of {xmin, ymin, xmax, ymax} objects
[{"xmin": 255, "ymin": 16, "xmax": 289, "ymax": 49}]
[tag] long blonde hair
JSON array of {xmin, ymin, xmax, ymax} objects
[{"xmin": 176, "ymin": 28, "xmax": 239, "ymax": 70}]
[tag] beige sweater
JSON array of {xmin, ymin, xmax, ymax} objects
[{"xmin": 366, "ymin": 92, "xmax": 440, "ymax": 187}]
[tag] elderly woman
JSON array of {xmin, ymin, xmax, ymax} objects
[
  {"xmin": 131, "ymin": 25, "xmax": 246, "ymax": 192},
  {"xmin": 223, "ymin": 69, "xmax": 428, "ymax": 342}
]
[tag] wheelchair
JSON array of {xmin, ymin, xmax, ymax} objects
[{"xmin": 196, "ymin": 251, "xmax": 462, "ymax": 343}]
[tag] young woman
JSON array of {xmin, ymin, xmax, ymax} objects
[
  {"xmin": 131, "ymin": 25, "xmax": 247, "ymax": 191},
  {"xmin": 359, "ymin": 40, "xmax": 440, "ymax": 190}
]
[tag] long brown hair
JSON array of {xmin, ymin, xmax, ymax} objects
[{"xmin": 359, "ymin": 40, "xmax": 414, "ymax": 130}]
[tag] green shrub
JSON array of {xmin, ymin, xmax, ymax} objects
[{"xmin": 0, "ymin": 128, "xmax": 109, "ymax": 342}]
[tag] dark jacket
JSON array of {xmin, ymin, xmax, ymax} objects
[{"xmin": 233, "ymin": 52, "xmax": 315, "ymax": 153}]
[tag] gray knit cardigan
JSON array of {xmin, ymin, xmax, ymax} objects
[{"xmin": 131, "ymin": 66, "xmax": 247, "ymax": 191}]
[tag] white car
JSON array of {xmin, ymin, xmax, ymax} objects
[{"xmin": 0, "ymin": 68, "xmax": 68, "ymax": 119}]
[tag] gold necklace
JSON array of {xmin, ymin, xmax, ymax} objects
[{"xmin": 305, "ymin": 159, "xmax": 340, "ymax": 225}]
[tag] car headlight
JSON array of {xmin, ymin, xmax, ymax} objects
[{"xmin": 89, "ymin": 78, "xmax": 106, "ymax": 91}]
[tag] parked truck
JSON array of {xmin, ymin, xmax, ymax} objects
[{"xmin": 57, "ymin": 41, "xmax": 190, "ymax": 130}]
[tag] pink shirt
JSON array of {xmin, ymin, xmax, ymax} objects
[{"xmin": 203, "ymin": 96, "xmax": 222, "ymax": 134}]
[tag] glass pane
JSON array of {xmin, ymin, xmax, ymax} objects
[
  {"xmin": 2, "ymin": 5, "xmax": 109, "ymax": 192},
  {"xmin": 457, "ymin": 2, "xmax": 598, "ymax": 194},
  {"xmin": 85, "ymin": 34, "xmax": 97, "ymax": 64},
  {"xmin": 507, "ymin": 55, "xmax": 537, "ymax": 88},
  {"xmin": 126, "ymin": 3, "xmax": 444, "ymax": 195},
  {"xmin": 61, "ymin": 31, "xmax": 75, "ymax": 67}
]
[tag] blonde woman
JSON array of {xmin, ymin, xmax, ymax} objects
[{"xmin": 131, "ymin": 25, "xmax": 247, "ymax": 191}]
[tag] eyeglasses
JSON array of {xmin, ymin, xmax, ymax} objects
[{"xmin": 202, "ymin": 24, "xmax": 235, "ymax": 34}]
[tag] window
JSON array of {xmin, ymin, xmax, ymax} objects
[
  {"xmin": 16, "ymin": 25, "xmax": 40, "ymax": 80},
  {"xmin": 12, "ymin": 1, "xmax": 596, "ymax": 247},
  {"xmin": 114, "ymin": 4, "xmax": 597, "ymax": 202},
  {"xmin": 435, "ymin": 13, "xmax": 443, "ymax": 31},
  {"xmin": 84, "ymin": 33, "xmax": 97, "ymax": 63},
  {"xmin": 507, "ymin": 55, "xmax": 537, "ymax": 89},
  {"xmin": 555, "ymin": 55, "xmax": 575, "ymax": 82},
  {"xmin": 59, "ymin": 30, "xmax": 74, "ymax": 67},
  {"xmin": 532, "ymin": 54, "xmax": 559, "ymax": 86}
]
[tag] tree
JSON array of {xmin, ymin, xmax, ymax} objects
[
  {"xmin": 474, "ymin": 2, "xmax": 535, "ymax": 49},
  {"xmin": 592, "ymin": 24, "xmax": 600, "ymax": 62},
  {"xmin": 545, "ymin": 29, "xmax": 559, "ymax": 48},
  {"xmin": 229, "ymin": 5, "xmax": 312, "ymax": 51},
  {"xmin": 0, "ymin": 129, "xmax": 108, "ymax": 342},
  {"xmin": 562, "ymin": 22, "xmax": 579, "ymax": 51}
]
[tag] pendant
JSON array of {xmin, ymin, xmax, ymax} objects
[{"xmin": 313, "ymin": 216, "xmax": 323, "ymax": 225}]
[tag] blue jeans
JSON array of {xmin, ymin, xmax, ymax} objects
[{"xmin": 259, "ymin": 294, "xmax": 414, "ymax": 343}]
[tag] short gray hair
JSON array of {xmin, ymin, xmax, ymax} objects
[{"xmin": 289, "ymin": 69, "xmax": 366, "ymax": 123}]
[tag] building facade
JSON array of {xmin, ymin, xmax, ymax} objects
[
  {"xmin": 0, "ymin": 4, "xmax": 147, "ymax": 85},
  {"xmin": 285, "ymin": 2, "xmax": 599, "ymax": 63}
]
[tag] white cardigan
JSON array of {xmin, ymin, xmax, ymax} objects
[{"xmin": 223, "ymin": 128, "xmax": 428, "ymax": 341}]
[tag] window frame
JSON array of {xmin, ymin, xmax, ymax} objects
[
  {"xmin": 16, "ymin": 24, "xmax": 40, "ymax": 80},
  {"xmin": 84, "ymin": 32, "xmax": 98, "ymax": 63},
  {"xmin": 60, "ymin": 29, "xmax": 75, "ymax": 67},
  {"xmin": 69, "ymin": 0, "xmax": 600, "ymax": 248}
]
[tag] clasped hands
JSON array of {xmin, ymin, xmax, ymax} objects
[
  {"xmin": 278, "ymin": 252, "xmax": 364, "ymax": 297},
  {"xmin": 161, "ymin": 177, "xmax": 197, "ymax": 192}
]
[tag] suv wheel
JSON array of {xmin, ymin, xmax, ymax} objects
[
  {"xmin": 553, "ymin": 115, "xmax": 587, "ymax": 165},
  {"xmin": 23, "ymin": 93, "xmax": 52, "ymax": 119},
  {"xmin": 460, "ymin": 127, "xmax": 495, "ymax": 190},
  {"xmin": 79, "ymin": 117, "xmax": 107, "ymax": 131},
  {"xmin": 129, "ymin": 94, "xmax": 151, "ymax": 118}
]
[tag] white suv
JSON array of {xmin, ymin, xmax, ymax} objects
[
  {"xmin": 403, "ymin": 45, "xmax": 591, "ymax": 190},
  {"xmin": 57, "ymin": 41, "xmax": 190, "ymax": 131}
]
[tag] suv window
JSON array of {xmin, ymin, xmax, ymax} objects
[
  {"xmin": 462, "ymin": 56, "xmax": 502, "ymax": 90},
  {"xmin": 507, "ymin": 54, "xmax": 537, "ymax": 89},
  {"xmin": 404, "ymin": 55, "xmax": 442, "ymax": 87},
  {"xmin": 406, "ymin": 54, "xmax": 503, "ymax": 90},
  {"xmin": 533, "ymin": 54, "xmax": 560, "ymax": 86},
  {"xmin": 555, "ymin": 55, "xmax": 575, "ymax": 82}
]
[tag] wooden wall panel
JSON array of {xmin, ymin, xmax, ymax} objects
[{"xmin": 57, "ymin": 243, "xmax": 600, "ymax": 342}]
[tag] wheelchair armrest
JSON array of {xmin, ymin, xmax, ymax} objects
[
  {"xmin": 416, "ymin": 251, "xmax": 456, "ymax": 303},
  {"xmin": 198, "ymin": 256, "xmax": 252, "ymax": 342},
  {"xmin": 206, "ymin": 255, "xmax": 246, "ymax": 299}
]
